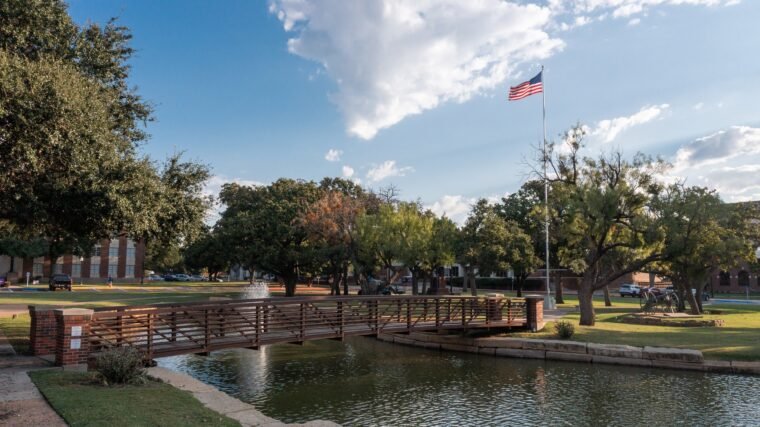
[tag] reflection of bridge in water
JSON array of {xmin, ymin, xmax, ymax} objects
[{"xmin": 87, "ymin": 295, "xmax": 543, "ymax": 360}]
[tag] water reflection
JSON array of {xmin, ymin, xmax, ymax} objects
[{"xmin": 159, "ymin": 337, "xmax": 760, "ymax": 426}]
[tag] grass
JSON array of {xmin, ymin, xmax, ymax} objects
[
  {"xmin": 0, "ymin": 314, "xmax": 31, "ymax": 354},
  {"xmin": 29, "ymin": 370, "xmax": 240, "ymax": 427},
  {"xmin": 512, "ymin": 295, "xmax": 760, "ymax": 361}
]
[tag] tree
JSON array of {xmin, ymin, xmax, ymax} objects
[
  {"xmin": 395, "ymin": 202, "xmax": 434, "ymax": 295},
  {"xmin": 0, "ymin": 2, "xmax": 209, "ymax": 277},
  {"xmin": 301, "ymin": 190, "xmax": 364, "ymax": 295},
  {"xmin": 183, "ymin": 228, "xmax": 230, "ymax": 281},
  {"xmin": 218, "ymin": 179, "xmax": 322, "ymax": 296},
  {"xmin": 657, "ymin": 186, "xmax": 756, "ymax": 313},
  {"xmin": 547, "ymin": 126, "xmax": 668, "ymax": 326}
]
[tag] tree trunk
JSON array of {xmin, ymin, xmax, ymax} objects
[
  {"xmin": 516, "ymin": 277, "xmax": 523, "ymax": 298},
  {"xmin": 411, "ymin": 270, "xmax": 418, "ymax": 295},
  {"xmin": 284, "ymin": 275, "xmax": 297, "ymax": 297},
  {"xmin": 555, "ymin": 271, "xmax": 565, "ymax": 304},
  {"xmin": 469, "ymin": 270, "xmax": 477, "ymax": 296},
  {"xmin": 343, "ymin": 265, "xmax": 350, "ymax": 295},
  {"xmin": 578, "ymin": 280, "xmax": 596, "ymax": 326},
  {"xmin": 421, "ymin": 272, "xmax": 428, "ymax": 295},
  {"xmin": 684, "ymin": 283, "xmax": 701, "ymax": 315},
  {"xmin": 603, "ymin": 285, "xmax": 612, "ymax": 307},
  {"xmin": 695, "ymin": 281, "xmax": 705, "ymax": 313}
]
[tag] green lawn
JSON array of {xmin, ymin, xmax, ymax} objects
[
  {"xmin": 0, "ymin": 314, "xmax": 31, "ymax": 354},
  {"xmin": 513, "ymin": 296, "xmax": 760, "ymax": 361},
  {"xmin": 0, "ymin": 290, "xmax": 242, "ymax": 308},
  {"xmin": 30, "ymin": 370, "xmax": 240, "ymax": 427}
]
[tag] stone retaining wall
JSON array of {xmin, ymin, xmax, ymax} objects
[
  {"xmin": 377, "ymin": 332, "xmax": 760, "ymax": 375},
  {"xmin": 622, "ymin": 315, "xmax": 725, "ymax": 327}
]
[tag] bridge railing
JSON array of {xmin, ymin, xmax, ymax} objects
[{"xmin": 86, "ymin": 295, "xmax": 528, "ymax": 359}]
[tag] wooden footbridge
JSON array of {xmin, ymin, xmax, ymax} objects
[
  {"xmin": 82, "ymin": 295, "xmax": 540, "ymax": 360},
  {"xmin": 28, "ymin": 295, "xmax": 544, "ymax": 365}
]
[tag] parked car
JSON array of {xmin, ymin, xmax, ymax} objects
[
  {"xmin": 49, "ymin": 274, "xmax": 73, "ymax": 291},
  {"xmin": 619, "ymin": 284, "xmax": 641, "ymax": 297},
  {"xmin": 0, "ymin": 276, "xmax": 8, "ymax": 288},
  {"xmin": 173, "ymin": 274, "xmax": 191, "ymax": 282},
  {"xmin": 146, "ymin": 274, "xmax": 164, "ymax": 282},
  {"xmin": 163, "ymin": 274, "xmax": 177, "ymax": 282},
  {"xmin": 189, "ymin": 275, "xmax": 205, "ymax": 282}
]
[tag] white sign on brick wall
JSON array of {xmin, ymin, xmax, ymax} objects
[
  {"xmin": 70, "ymin": 339, "xmax": 81, "ymax": 350},
  {"xmin": 71, "ymin": 326, "xmax": 82, "ymax": 337}
]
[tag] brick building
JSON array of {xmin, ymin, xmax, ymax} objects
[{"xmin": 0, "ymin": 237, "xmax": 145, "ymax": 284}]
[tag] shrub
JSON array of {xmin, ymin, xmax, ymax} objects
[
  {"xmin": 554, "ymin": 320, "xmax": 575, "ymax": 339},
  {"xmin": 94, "ymin": 346, "xmax": 146, "ymax": 385}
]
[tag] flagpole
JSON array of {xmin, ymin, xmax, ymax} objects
[{"xmin": 542, "ymin": 65, "xmax": 554, "ymax": 310}]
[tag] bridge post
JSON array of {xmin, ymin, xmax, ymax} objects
[
  {"xmin": 54, "ymin": 308, "xmax": 93, "ymax": 368},
  {"xmin": 29, "ymin": 306, "xmax": 59, "ymax": 356},
  {"xmin": 525, "ymin": 296, "xmax": 545, "ymax": 332},
  {"xmin": 486, "ymin": 293, "xmax": 504, "ymax": 325},
  {"xmin": 337, "ymin": 301, "xmax": 344, "ymax": 338}
]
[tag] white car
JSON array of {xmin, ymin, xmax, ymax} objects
[
  {"xmin": 619, "ymin": 284, "xmax": 641, "ymax": 297},
  {"xmin": 173, "ymin": 274, "xmax": 191, "ymax": 282}
]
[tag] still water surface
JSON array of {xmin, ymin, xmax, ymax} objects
[{"xmin": 159, "ymin": 337, "xmax": 760, "ymax": 426}]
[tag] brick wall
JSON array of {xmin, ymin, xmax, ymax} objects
[
  {"xmin": 55, "ymin": 308, "xmax": 93, "ymax": 367},
  {"xmin": 526, "ymin": 296, "xmax": 545, "ymax": 332},
  {"xmin": 29, "ymin": 306, "xmax": 58, "ymax": 356}
]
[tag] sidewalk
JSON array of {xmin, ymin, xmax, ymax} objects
[{"xmin": 0, "ymin": 330, "xmax": 66, "ymax": 427}]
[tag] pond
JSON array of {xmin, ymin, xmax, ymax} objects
[{"xmin": 159, "ymin": 337, "xmax": 760, "ymax": 426}]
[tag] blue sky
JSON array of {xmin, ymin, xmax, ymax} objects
[{"xmin": 68, "ymin": 0, "xmax": 760, "ymax": 223}]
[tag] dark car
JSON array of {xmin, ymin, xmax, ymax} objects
[
  {"xmin": 49, "ymin": 274, "xmax": 73, "ymax": 291},
  {"xmin": 0, "ymin": 276, "xmax": 8, "ymax": 288}
]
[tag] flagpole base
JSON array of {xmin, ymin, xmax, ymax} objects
[{"xmin": 543, "ymin": 296, "xmax": 556, "ymax": 310}]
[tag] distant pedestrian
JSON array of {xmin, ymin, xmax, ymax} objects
[{"xmin": 107, "ymin": 276, "xmax": 113, "ymax": 288}]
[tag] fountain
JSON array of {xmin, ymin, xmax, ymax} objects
[{"xmin": 244, "ymin": 279, "xmax": 271, "ymax": 299}]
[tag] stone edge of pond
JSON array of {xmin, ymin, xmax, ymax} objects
[
  {"xmin": 377, "ymin": 332, "xmax": 760, "ymax": 376},
  {"xmin": 146, "ymin": 366, "xmax": 341, "ymax": 427}
]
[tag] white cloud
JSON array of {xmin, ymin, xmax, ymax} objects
[
  {"xmin": 426, "ymin": 195, "xmax": 477, "ymax": 225},
  {"xmin": 341, "ymin": 165, "xmax": 355, "ymax": 178},
  {"xmin": 271, "ymin": 0, "xmax": 563, "ymax": 140},
  {"xmin": 324, "ymin": 148, "xmax": 342, "ymax": 162},
  {"xmin": 693, "ymin": 102, "xmax": 704, "ymax": 110},
  {"xmin": 558, "ymin": 1, "xmax": 738, "ymax": 19},
  {"xmin": 590, "ymin": 104, "xmax": 669, "ymax": 143},
  {"xmin": 627, "ymin": 17, "xmax": 641, "ymax": 26},
  {"xmin": 669, "ymin": 126, "xmax": 760, "ymax": 202},
  {"xmin": 366, "ymin": 160, "xmax": 413, "ymax": 183}
]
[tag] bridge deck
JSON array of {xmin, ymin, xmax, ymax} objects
[{"xmin": 88, "ymin": 295, "xmax": 528, "ymax": 359}]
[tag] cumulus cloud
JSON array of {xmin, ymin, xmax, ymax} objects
[
  {"xmin": 341, "ymin": 165, "xmax": 355, "ymax": 178},
  {"xmin": 556, "ymin": 0, "xmax": 739, "ymax": 19},
  {"xmin": 324, "ymin": 148, "xmax": 342, "ymax": 162},
  {"xmin": 366, "ymin": 160, "xmax": 413, "ymax": 183},
  {"xmin": 426, "ymin": 195, "xmax": 477, "ymax": 225},
  {"xmin": 271, "ymin": 0, "xmax": 563, "ymax": 140},
  {"xmin": 590, "ymin": 104, "xmax": 669, "ymax": 143},
  {"xmin": 669, "ymin": 126, "xmax": 760, "ymax": 202}
]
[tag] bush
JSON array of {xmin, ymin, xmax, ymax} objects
[
  {"xmin": 94, "ymin": 347, "xmax": 146, "ymax": 385},
  {"xmin": 554, "ymin": 320, "xmax": 575, "ymax": 339}
]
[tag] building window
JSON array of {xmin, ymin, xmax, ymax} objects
[
  {"xmin": 738, "ymin": 270, "xmax": 750, "ymax": 287},
  {"xmin": 125, "ymin": 265, "xmax": 135, "ymax": 278},
  {"xmin": 33, "ymin": 263, "xmax": 43, "ymax": 276},
  {"xmin": 108, "ymin": 264, "xmax": 118, "ymax": 277},
  {"xmin": 53, "ymin": 264, "xmax": 63, "ymax": 274},
  {"xmin": 126, "ymin": 247, "xmax": 136, "ymax": 259},
  {"xmin": 93, "ymin": 245, "xmax": 101, "ymax": 257},
  {"xmin": 109, "ymin": 246, "xmax": 119, "ymax": 257},
  {"xmin": 719, "ymin": 271, "xmax": 731, "ymax": 287},
  {"xmin": 71, "ymin": 264, "xmax": 81, "ymax": 278},
  {"xmin": 90, "ymin": 264, "xmax": 100, "ymax": 278}
]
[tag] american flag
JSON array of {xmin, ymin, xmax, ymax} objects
[{"xmin": 508, "ymin": 71, "xmax": 543, "ymax": 101}]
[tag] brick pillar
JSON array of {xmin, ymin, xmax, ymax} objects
[
  {"xmin": 525, "ymin": 296, "xmax": 545, "ymax": 332},
  {"xmin": 54, "ymin": 308, "xmax": 93, "ymax": 368},
  {"xmin": 486, "ymin": 293, "xmax": 504, "ymax": 322},
  {"xmin": 29, "ymin": 306, "xmax": 59, "ymax": 356}
]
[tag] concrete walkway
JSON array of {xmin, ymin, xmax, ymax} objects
[
  {"xmin": 0, "ymin": 330, "xmax": 65, "ymax": 427},
  {"xmin": 148, "ymin": 367, "xmax": 338, "ymax": 427}
]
